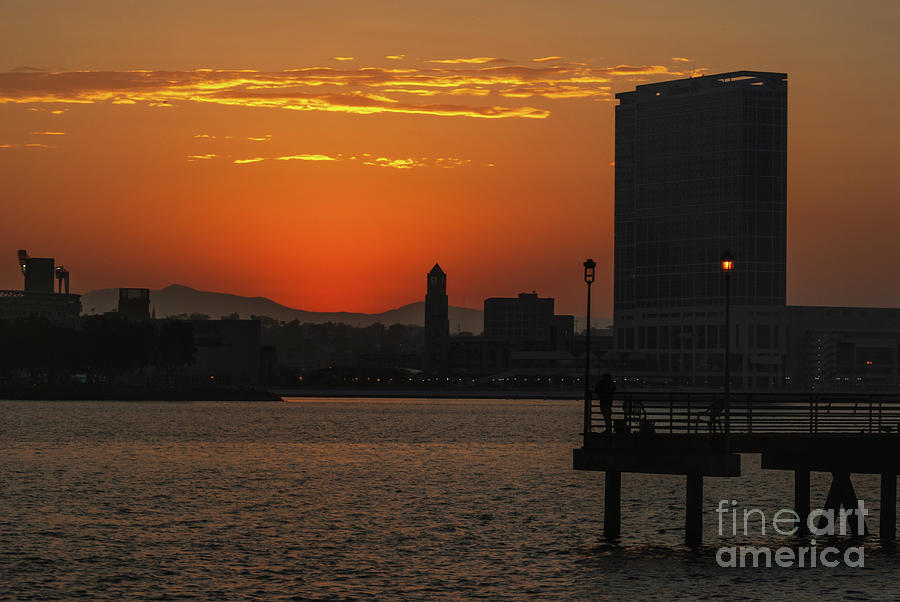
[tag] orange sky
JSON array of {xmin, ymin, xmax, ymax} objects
[{"xmin": 1, "ymin": 1, "xmax": 898, "ymax": 316}]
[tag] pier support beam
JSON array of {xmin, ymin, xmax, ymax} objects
[
  {"xmin": 818, "ymin": 471, "xmax": 868, "ymax": 535},
  {"xmin": 686, "ymin": 474, "xmax": 703, "ymax": 549},
  {"xmin": 604, "ymin": 470, "xmax": 621, "ymax": 540},
  {"xmin": 794, "ymin": 469, "xmax": 810, "ymax": 537},
  {"xmin": 881, "ymin": 473, "xmax": 896, "ymax": 544}
]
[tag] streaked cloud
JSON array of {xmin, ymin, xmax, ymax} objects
[
  {"xmin": 26, "ymin": 107, "xmax": 68, "ymax": 114},
  {"xmin": 233, "ymin": 154, "xmax": 336, "ymax": 165},
  {"xmin": 672, "ymin": 57, "xmax": 691, "ymax": 63},
  {"xmin": 187, "ymin": 153, "xmax": 216, "ymax": 161},
  {"xmin": 28, "ymin": 131, "xmax": 66, "ymax": 135},
  {"xmin": 225, "ymin": 152, "xmax": 475, "ymax": 169},
  {"xmin": 363, "ymin": 157, "xmax": 422, "ymax": 169},
  {"xmin": 499, "ymin": 84, "xmax": 611, "ymax": 99},
  {"xmin": 385, "ymin": 55, "xmax": 406, "ymax": 60},
  {"xmin": 0, "ymin": 62, "xmax": 695, "ymax": 120},
  {"xmin": 331, "ymin": 56, "xmax": 355, "ymax": 62},
  {"xmin": 274, "ymin": 154, "xmax": 335, "ymax": 161},
  {"xmin": 427, "ymin": 57, "xmax": 511, "ymax": 64},
  {"xmin": 532, "ymin": 56, "xmax": 562, "ymax": 63},
  {"xmin": 248, "ymin": 134, "xmax": 272, "ymax": 141}
]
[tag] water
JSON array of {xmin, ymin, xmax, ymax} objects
[{"xmin": 1, "ymin": 399, "xmax": 897, "ymax": 599}]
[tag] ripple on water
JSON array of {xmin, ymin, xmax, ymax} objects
[{"xmin": 1, "ymin": 399, "xmax": 898, "ymax": 599}]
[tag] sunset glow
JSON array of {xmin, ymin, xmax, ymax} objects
[{"xmin": 1, "ymin": 1, "xmax": 898, "ymax": 316}]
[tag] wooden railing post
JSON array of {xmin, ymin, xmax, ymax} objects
[
  {"xmin": 747, "ymin": 393, "xmax": 752, "ymax": 434},
  {"xmin": 669, "ymin": 393, "xmax": 674, "ymax": 434},
  {"xmin": 687, "ymin": 399, "xmax": 692, "ymax": 434},
  {"xmin": 869, "ymin": 399, "xmax": 874, "ymax": 434}
]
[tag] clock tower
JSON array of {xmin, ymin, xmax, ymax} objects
[{"xmin": 424, "ymin": 263, "xmax": 449, "ymax": 375}]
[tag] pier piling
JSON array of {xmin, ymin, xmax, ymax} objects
[
  {"xmin": 686, "ymin": 474, "xmax": 703, "ymax": 549},
  {"xmin": 794, "ymin": 468, "xmax": 810, "ymax": 537},
  {"xmin": 881, "ymin": 472, "xmax": 896, "ymax": 543},
  {"xmin": 604, "ymin": 470, "xmax": 621, "ymax": 540}
]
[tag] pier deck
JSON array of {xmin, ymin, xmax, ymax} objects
[{"xmin": 573, "ymin": 392, "xmax": 900, "ymax": 547}]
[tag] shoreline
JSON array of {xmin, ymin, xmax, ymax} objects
[
  {"xmin": 274, "ymin": 388, "xmax": 584, "ymax": 400},
  {"xmin": 0, "ymin": 384, "xmax": 282, "ymax": 402},
  {"xmin": 0, "ymin": 385, "xmax": 586, "ymax": 401}
]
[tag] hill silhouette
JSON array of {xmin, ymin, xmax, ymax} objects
[{"xmin": 80, "ymin": 284, "xmax": 486, "ymax": 333}]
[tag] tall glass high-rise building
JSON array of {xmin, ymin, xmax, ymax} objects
[{"xmin": 613, "ymin": 71, "xmax": 788, "ymax": 388}]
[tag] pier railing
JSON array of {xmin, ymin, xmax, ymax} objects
[{"xmin": 589, "ymin": 391, "xmax": 900, "ymax": 436}]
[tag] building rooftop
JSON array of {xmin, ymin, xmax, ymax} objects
[{"xmin": 616, "ymin": 70, "xmax": 787, "ymax": 103}]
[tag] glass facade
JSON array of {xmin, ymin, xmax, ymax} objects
[
  {"xmin": 614, "ymin": 72, "xmax": 787, "ymax": 310},
  {"xmin": 612, "ymin": 72, "xmax": 788, "ymax": 389}
]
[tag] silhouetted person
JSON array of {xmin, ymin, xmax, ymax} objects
[{"xmin": 595, "ymin": 373, "xmax": 616, "ymax": 434}]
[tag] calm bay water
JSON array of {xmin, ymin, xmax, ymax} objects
[{"xmin": 1, "ymin": 399, "xmax": 897, "ymax": 599}]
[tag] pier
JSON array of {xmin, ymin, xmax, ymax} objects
[{"xmin": 573, "ymin": 392, "xmax": 900, "ymax": 548}]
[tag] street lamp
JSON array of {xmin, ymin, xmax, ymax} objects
[
  {"xmin": 583, "ymin": 259, "xmax": 596, "ymax": 443},
  {"xmin": 721, "ymin": 251, "xmax": 734, "ymax": 437}
]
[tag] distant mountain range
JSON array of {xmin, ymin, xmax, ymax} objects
[
  {"xmin": 80, "ymin": 284, "xmax": 612, "ymax": 332},
  {"xmin": 80, "ymin": 284, "xmax": 487, "ymax": 333}
]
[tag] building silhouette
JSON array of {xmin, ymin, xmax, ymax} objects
[
  {"xmin": 484, "ymin": 292, "xmax": 574, "ymax": 352},
  {"xmin": 424, "ymin": 263, "xmax": 449, "ymax": 374},
  {"xmin": 418, "ymin": 265, "xmax": 579, "ymax": 380},
  {"xmin": 613, "ymin": 71, "xmax": 900, "ymax": 390},
  {"xmin": 118, "ymin": 288, "xmax": 151, "ymax": 320},
  {"xmin": 614, "ymin": 71, "xmax": 788, "ymax": 388},
  {"xmin": 0, "ymin": 249, "xmax": 81, "ymax": 325}
]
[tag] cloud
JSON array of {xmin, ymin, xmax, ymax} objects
[
  {"xmin": 0, "ymin": 62, "xmax": 694, "ymax": 120},
  {"xmin": 672, "ymin": 57, "xmax": 691, "ymax": 63},
  {"xmin": 385, "ymin": 55, "xmax": 405, "ymax": 60},
  {"xmin": 204, "ymin": 88, "xmax": 550, "ymax": 119},
  {"xmin": 276, "ymin": 154, "xmax": 336, "ymax": 161},
  {"xmin": 248, "ymin": 134, "xmax": 272, "ymax": 141},
  {"xmin": 532, "ymin": 56, "xmax": 562, "ymax": 63},
  {"xmin": 28, "ymin": 131, "xmax": 66, "ymax": 135},
  {"xmin": 187, "ymin": 154, "xmax": 216, "ymax": 160},
  {"xmin": 427, "ymin": 57, "xmax": 512, "ymax": 64},
  {"xmin": 331, "ymin": 57, "xmax": 355, "ymax": 61},
  {"xmin": 363, "ymin": 157, "xmax": 422, "ymax": 169},
  {"xmin": 228, "ymin": 152, "xmax": 474, "ymax": 169},
  {"xmin": 498, "ymin": 84, "xmax": 611, "ymax": 99},
  {"xmin": 233, "ymin": 154, "xmax": 337, "ymax": 164}
]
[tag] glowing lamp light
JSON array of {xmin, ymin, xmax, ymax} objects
[
  {"xmin": 721, "ymin": 251, "xmax": 734, "ymax": 274},
  {"xmin": 583, "ymin": 258, "xmax": 596, "ymax": 284}
]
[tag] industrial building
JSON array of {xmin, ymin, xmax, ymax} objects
[{"xmin": 0, "ymin": 249, "xmax": 81, "ymax": 326}]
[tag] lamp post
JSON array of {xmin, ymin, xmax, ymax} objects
[
  {"xmin": 583, "ymin": 259, "xmax": 596, "ymax": 444},
  {"xmin": 721, "ymin": 251, "xmax": 734, "ymax": 437}
]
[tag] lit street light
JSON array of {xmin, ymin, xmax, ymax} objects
[
  {"xmin": 583, "ymin": 258, "xmax": 596, "ymax": 444},
  {"xmin": 721, "ymin": 250, "xmax": 734, "ymax": 438}
]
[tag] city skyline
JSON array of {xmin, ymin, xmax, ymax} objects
[{"xmin": 2, "ymin": 1, "xmax": 898, "ymax": 317}]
